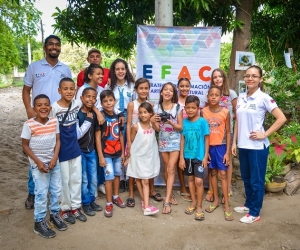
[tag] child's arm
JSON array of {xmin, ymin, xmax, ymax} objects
[
  {"xmin": 92, "ymin": 106, "xmax": 105, "ymax": 125},
  {"xmin": 22, "ymin": 139, "xmax": 49, "ymax": 173},
  {"xmin": 179, "ymin": 134, "xmax": 186, "ymax": 170},
  {"xmin": 223, "ymin": 112, "xmax": 231, "ymax": 165},
  {"xmin": 150, "ymin": 113, "xmax": 160, "ymax": 132},
  {"xmin": 49, "ymin": 133, "xmax": 60, "ymax": 170},
  {"xmin": 95, "ymin": 130, "xmax": 106, "ymax": 167},
  {"xmin": 76, "ymin": 112, "xmax": 93, "ymax": 139},
  {"xmin": 232, "ymin": 117, "xmax": 238, "ymax": 156},
  {"xmin": 126, "ymin": 102, "xmax": 134, "ymax": 151},
  {"xmin": 119, "ymin": 130, "xmax": 125, "ymax": 164},
  {"xmin": 202, "ymin": 134, "xmax": 210, "ymax": 168},
  {"xmin": 166, "ymin": 109, "xmax": 183, "ymax": 131}
]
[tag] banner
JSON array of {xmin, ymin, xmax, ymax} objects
[
  {"xmin": 136, "ymin": 25, "xmax": 221, "ymax": 187},
  {"xmin": 136, "ymin": 25, "xmax": 222, "ymax": 105}
]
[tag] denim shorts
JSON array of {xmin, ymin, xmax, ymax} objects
[
  {"xmin": 209, "ymin": 144, "xmax": 228, "ymax": 171},
  {"xmin": 104, "ymin": 157, "xmax": 122, "ymax": 181},
  {"xmin": 158, "ymin": 131, "xmax": 180, "ymax": 152},
  {"xmin": 183, "ymin": 158, "xmax": 204, "ymax": 179}
]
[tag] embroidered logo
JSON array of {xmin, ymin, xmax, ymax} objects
[
  {"xmin": 35, "ymin": 73, "xmax": 45, "ymax": 78},
  {"xmin": 60, "ymin": 74, "xmax": 67, "ymax": 78},
  {"xmin": 248, "ymin": 104, "xmax": 256, "ymax": 110},
  {"xmin": 270, "ymin": 99, "xmax": 275, "ymax": 103}
]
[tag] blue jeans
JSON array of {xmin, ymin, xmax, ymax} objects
[
  {"xmin": 239, "ymin": 146, "xmax": 269, "ymax": 217},
  {"xmin": 31, "ymin": 164, "xmax": 61, "ymax": 222},
  {"xmin": 104, "ymin": 157, "xmax": 122, "ymax": 181},
  {"xmin": 97, "ymin": 157, "xmax": 105, "ymax": 186},
  {"xmin": 28, "ymin": 166, "xmax": 35, "ymax": 195},
  {"xmin": 81, "ymin": 150, "xmax": 97, "ymax": 205}
]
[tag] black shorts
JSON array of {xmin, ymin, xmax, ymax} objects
[{"xmin": 183, "ymin": 158, "xmax": 204, "ymax": 179}]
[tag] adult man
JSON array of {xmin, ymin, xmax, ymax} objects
[
  {"xmin": 22, "ymin": 35, "xmax": 72, "ymax": 209},
  {"xmin": 76, "ymin": 48, "xmax": 110, "ymax": 88}
]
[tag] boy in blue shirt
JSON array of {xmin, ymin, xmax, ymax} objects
[{"xmin": 179, "ymin": 95, "xmax": 210, "ymax": 221}]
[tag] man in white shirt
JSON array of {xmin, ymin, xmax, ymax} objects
[{"xmin": 22, "ymin": 35, "xmax": 72, "ymax": 210}]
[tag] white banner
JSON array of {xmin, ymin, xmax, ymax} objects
[{"xmin": 136, "ymin": 25, "xmax": 222, "ymax": 104}]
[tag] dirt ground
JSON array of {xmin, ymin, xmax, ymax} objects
[{"xmin": 0, "ymin": 87, "xmax": 299, "ymax": 250}]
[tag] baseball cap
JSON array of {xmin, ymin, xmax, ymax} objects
[{"xmin": 88, "ymin": 48, "xmax": 101, "ymax": 56}]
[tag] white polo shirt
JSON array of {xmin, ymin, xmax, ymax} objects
[
  {"xmin": 105, "ymin": 81, "xmax": 135, "ymax": 111},
  {"xmin": 24, "ymin": 58, "xmax": 72, "ymax": 105},
  {"xmin": 236, "ymin": 88, "xmax": 277, "ymax": 149}
]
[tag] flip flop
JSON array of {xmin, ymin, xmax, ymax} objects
[
  {"xmin": 170, "ymin": 193, "xmax": 178, "ymax": 205},
  {"xmin": 185, "ymin": 206, "xmax": 196, "ymax": 215},
  {"xmin": 126, "ymin": 198, "xmax": 135, "ymax": 207},
  {"xmin": 149, "ymin": 193, "xmax": 163, "ymax": 202},
  {"xmin": 162, "ymin": 202, "xmax": 172, "ymax": 214},
  {"xmin": 224, "ymin": 211, "xmax": 234, "ymax": 221},
  {"xmin": 195, "ymin": 212, "xmax": 205, "ymax": 221},
  {"xmin": 205, "ymin": 190, "xmax": 214, "ymax": 202},
  {"xmin": 205, "ymin": 204, "xmax": 219, "ymax": 213},
  {"xmin": 176, "ymin": 191, "xmax": 192, "ymax": 202}
]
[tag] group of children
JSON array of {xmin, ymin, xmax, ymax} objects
[{"xmin": 22, "ymin": 59, "xmax": 237, "ymax": 239}]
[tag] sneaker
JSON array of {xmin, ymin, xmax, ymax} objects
[
  {"xmin": 113, "ymin": 196, "xmax": 126, "ymax": 208},
  {"xmin": 50, "ymin": 213, "xmax": 68, "ymax": 231},
  {"xmin": 90, "ymin": 201, "xmax": 102, "ymax": 211},
  {"xmin": 61, "ymin": 210, "xmax": 76, "ymax": 224},
  {"xmin": 82, "ymin": 205, "xmax": 96, "ymax": 216},
  {"xmin": 141, "ymin": 201, "xmax": 145, "ymax": 210},
  {"xmin": 119, "ymin": 180, "xmax": 126, "ymax": 193},
  {"xmin": 34, "ymin": 220, "xmax": 56, "ymax": 238},
  {"xmin": 72, "ymin": 208, "xmax": 87, "ymax": 222},
  {"xmin": 104, "ymin": 204, "xmax": 113, "ymax": 217},
  {"xmin": 143, "ymin": 205, "xmax": 159, "ymax": 216},
  {"xmin": 234, "ymin": 205, "xmax": 250, "ymax": 213},
  {"xmin": 240, "ymin": 214, "xmax": 261, "ymax": 224},
  {"xmin": 25, "ymin": 194, "xmax": 35, "ymax": 209},
  {"xmin": 98, "ymin": 184, "xmax": 106, "ymax": 194}
]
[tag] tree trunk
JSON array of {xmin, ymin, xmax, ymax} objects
[{"xmin": 228, "ymin": 0, "xmax": 255, "ymax": 93}]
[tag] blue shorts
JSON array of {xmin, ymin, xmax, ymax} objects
[
  {"xmin": 209, "ymin": 144, "xmax": 228, "ymax": 171},
  {"xmin": 104, "ymin": 157, "xmax": 122, "ymax": 181}
]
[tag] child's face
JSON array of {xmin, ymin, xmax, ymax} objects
[
  {"xmin": 88, "ymin": 68, "xmax": 103, "ymax": 85},
  {"xmin": 178, "ymin": 80, "xmax": 190, "ymax": 97},
  {"xmin": 136, "ymin": 82, "xmax": 150, "ymax": 100},
  {"xmin": 212, "ymin": 71, "xmax": 224, "ymax": 87},
  {"xmin": 207, "ymin": 88, "xmax": 222, "ymax": 106},
  {"xmin": 101, "ymin": 95, "xmax": 116, "ymax": 112},
  {"xmin": 161, "ymin": 84, "xmax": 174, "ymax": 101},
  {"xmin": 80, "ymin": 89, "xmax": 97, "ymax": 109},
  {"xmin": 138, "ymin": 107, "xmax": 151, "ymax": 122},
  {"xmin": 114, "ymin": 62, "xmax": 126, "ymax": 81},
  {"xmin": 185, "ymin": 102, "xmax": 199, "ymax": 118},
  {"xmin": 33, "ymin": 98, "xmax": 51, "ymax": 119},
  {"xmin": 58, "ymin": 81, "xmax": 76, "ymax": 102}
]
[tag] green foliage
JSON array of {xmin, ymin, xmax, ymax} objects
[{"xmin": 220, "ymin": 42, "xmax": 232, "ymax": 74}]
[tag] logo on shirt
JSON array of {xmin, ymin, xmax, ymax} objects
[
  {"xmin": 35, "ymin": 73, "xmax": 45, "ymax": 78},
  {"xmin": 270, "ymin": 99, "xmax": 276, "ymax": 104},
  {"xmin": 248, "ymin": 104, "xmax": 256, "ymax": 110},
  {"xmin": 60, "ymin": 74, "xmax": 67, "ymax": 78}
]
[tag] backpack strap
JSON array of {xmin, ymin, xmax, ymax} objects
[{"xmin": 59, "ymin": 102, "xmax": 72, "ymax": 127}]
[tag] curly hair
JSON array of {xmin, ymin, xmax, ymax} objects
[
  {"xmin": 109, "ymin": 58, "xmax": 135, "ymax": 90},
  {"xmin": 210, "ymin": 68, "xmax": 229, "ymax": 96}
]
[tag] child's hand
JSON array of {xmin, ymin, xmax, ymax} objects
[
  {"xmin": 48, "ymin": 157, "xmax": 58, "ymax": 170},
  {"xmin": 202, "ymin": 156, "xmax": 209, "ymax": 168},
  {"xmin": 223, "ymin": 153, "xmax": 230, "ymax": 166},
  {"xmin": 126, "ymin": 143, "xmax": 131, "ymax": 156},
  {"xmin": 179, "ymin": 158, "xmax": 186, "ymax": 170},
  {"xmin": 87, "ymin": 112, "xmax": 93, "ymax": 119},
  {"xmin": 121, "ymin": 154, "xmax": 125, "ymax": 165},
  {"xmin": 232, "ymin": 142, "xmax": 237, "ymax": 156},
  {"xmin": 37, "ymin": 161, "xmax": 49, "ymax": 173},
  {"xmin": 153, "ymin": 113, "xmax": 161, "ymax": 123},
  {"xmin": 118, "ymin": 116, "xmax": 124, "ymax": 127},
  {"xmin": 99, "ymin": 156, "xmax": 106, "ymax": 167}
]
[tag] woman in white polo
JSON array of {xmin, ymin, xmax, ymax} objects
[{"xmin": 232, "ymin": 65, "xmax": 286, "ymax": 224}]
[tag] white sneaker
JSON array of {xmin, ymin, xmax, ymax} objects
[
  {"xmin": 240, "ymin": 214, "xmax": 260, "ymax": 224},
  {"xmin": 143, "ymin": 205, "xmax": 159, "ymax": 216},
  {"xmin": 94, "ymin": 189, "xmax": 98, "ymax": 198},
  {"xmin": 234, "ymin": 205, "xmax": 249, "ymax": 213},
  {"xmin": 98, "ymin": 184, "xmax": 106, "ymax": 194}
]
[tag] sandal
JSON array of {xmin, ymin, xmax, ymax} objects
[
  {"xmin": 176, "ymin": 191, "xmax": 192, "ymax": 202},
  {"xmin": 205, "ymin": 190, "xmax": 214, "ymax": 202},
  {"xmin": 185, "ymin": 206, "xmax": 196, "ymax": 215},
  {"xmin": 162, "ymin": 202, "xmax": 172, "ymax": 214},
  {"xmin": 149, "ymin": 192, "xmax": 163, "ymax": 202},
  {"xmin": 170, "ymin": 193, "xmax": 178, "ymax": 205},
  {"xmin": 224, "ymin": 211, "xmax": 234, "ymax": 221},
  {"xmin": 205, "ymin": 204, "xmax": 219, "ymax": 213},
  {"xmin": 195, "ymin": 211, "xmax": 205, "ymax": 221},
  {"xmin": 221, "ymin": 193, "xmax": 232, "ymax": 206},
  {"xmin": 126, "ymin": 198, "xmax": 135, "ymax": 207}
]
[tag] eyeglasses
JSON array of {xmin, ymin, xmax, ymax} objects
[
  {"xmin": 46, "ymin": 42, "xmax": 61, "ymax": 47},
  {"xmin": 244, "ymin": 75, "xmax": 261, "ymax": 79}
]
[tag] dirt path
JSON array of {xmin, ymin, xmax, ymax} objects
[{"xmin": 0, "ymin": 87, "xmax": 299, "ymax": 250}]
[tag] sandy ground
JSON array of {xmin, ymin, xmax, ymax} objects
[{"xmin": 0, "ymin": 86, "xmax": 299, "ymax": 250}]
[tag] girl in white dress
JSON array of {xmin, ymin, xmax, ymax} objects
[{"xmin": 126, "ymin": 102, "xmax": 160, "ymax": 216}]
